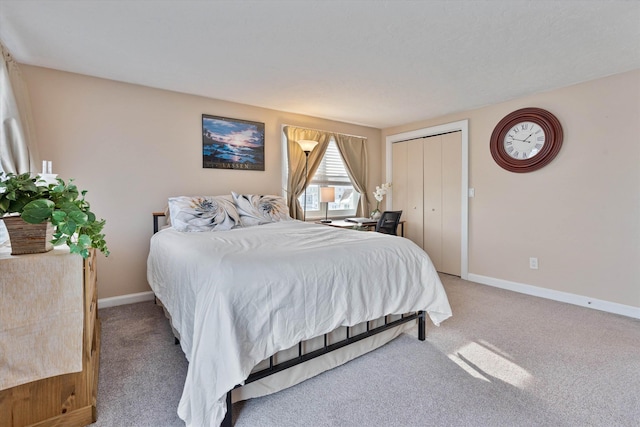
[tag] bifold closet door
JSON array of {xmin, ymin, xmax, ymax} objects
[
  {"xmin": 423, "ymin": 132, "xmax": 461, "ymax": 276},
  {"xmin": 392, "ymin": 141, "xmax": 408, "ymax": 227},
  {"xmin": 392, "ymin": 139, "xmax": 424, "ymax": 246},
  {"xmin": 440, "ymin": 132, "xmax": 461, "ymax": 276},
  {"xmin": 406, "ymin": 139, "xmax": 425, "ymax": 247},
  {"xmin": 392, "ymin": 131, "xmax": 461, "ymax": 276},
  {"xmin": 423, "ymin": 136, "xmax": 443, "ymax": 270}
]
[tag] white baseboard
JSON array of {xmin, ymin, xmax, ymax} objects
[
  {"xmin": 467, "ymin": 273, "xmax": 640, "ymax": 320},
  {"xmin": 98, "ymin": 291, "xmax": 155, "ymax": 309}
]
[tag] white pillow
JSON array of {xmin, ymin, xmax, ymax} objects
[
  {"xmin": 231, "ymin": 192, "xmax": 291, "ymax": 227},
  {"xmin": 163, "ymin": 194, "xmax": 233, "ymax": 228},
  {"xmin": 168, "ymin": 196, "xmax": 240, "ymax": 232}
]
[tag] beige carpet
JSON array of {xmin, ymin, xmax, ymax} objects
[{"xmin": 93, "ymin": 274, "xmax": 640, "ymax": 426}]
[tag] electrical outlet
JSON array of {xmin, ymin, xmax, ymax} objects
[{"xmin": 529, "ymin": 257, "xmax": 539, "ymax": 269}]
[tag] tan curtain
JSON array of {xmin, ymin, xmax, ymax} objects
[
  {"xmin": 284, "ymin": 126, "xmax": 331, "ymax": 219},
  {"xmin": 0, "ymin": 42, "xmax": 40, "ymax": 175},
  {"xmin": 333, "ymin": 134, "xmax": 370, "ymax": 217}
]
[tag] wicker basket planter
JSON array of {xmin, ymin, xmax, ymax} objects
[{"xmin": 2, "ymin": 216, "xmax": 54, "ymax": 255}]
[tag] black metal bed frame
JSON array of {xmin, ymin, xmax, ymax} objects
[
  {"xmin": 222, "ymin": 311, "xmax": 425, "ymax": 427},
  {"xmin": 151, "ymin": 213, "xmax": 426, "ymax": 427}
]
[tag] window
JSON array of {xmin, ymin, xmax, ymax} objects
[{"xmin": 290, "ymin": 137, "xmax": 360, "ymax": 219}]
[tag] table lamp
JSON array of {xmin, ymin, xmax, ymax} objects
[{"xmin": 320, "ymin": 186, "xmax": 335, "ymax": 223}]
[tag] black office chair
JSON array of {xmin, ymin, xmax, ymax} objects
[{"xmin": 375, "ymin": 210, "xmax": 402, "ymax": 235}]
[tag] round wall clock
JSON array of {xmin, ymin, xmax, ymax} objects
[{"xmin": 490, "ymin": 107, "xmax": 563, "ymax": 173}]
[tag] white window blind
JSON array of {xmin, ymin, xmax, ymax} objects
[
  {"xmin": 311, "ymin": 140, "xmax": 351, "ymax": 186},
  {"xmin": 302, "ymin": 139, "xmax": 360, "ymax": 217}
]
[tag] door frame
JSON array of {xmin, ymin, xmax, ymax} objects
[{"xmin": 385, "ymin": 119, "xmax": 469, "ymax": 280}]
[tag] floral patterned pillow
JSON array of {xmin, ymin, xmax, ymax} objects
[
  {"xmin": 168, "ymin": 196, "xmax": 240, "ymax": 232},
  {"xmin": 231, "ymin": 192, "xmax": 291, "ymax": 227}
]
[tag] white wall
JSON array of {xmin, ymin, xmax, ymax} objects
[
  {"xmin": 22, "ymin": 65, "xmax": 382, "ymax": 299},
  {"xmin": 383, "ymin": 69, "xmax": 640, "ymax": 313}
]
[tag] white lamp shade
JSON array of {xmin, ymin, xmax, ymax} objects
[
  {"xmin": 297, "ymin": 139, "xmax": 318, "ymax": 153},
  {"xmin": 320, "ymin": 186, "xmax": 335, "ymax": 203}
]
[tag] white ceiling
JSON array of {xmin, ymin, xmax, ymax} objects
[{"xmin": 1, "ymin": 0, "xmax": 639, "ymax": 129}]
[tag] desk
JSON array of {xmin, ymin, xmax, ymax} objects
[{"xmin": 316, "ymin": 219, "xmax": 405, "ymax": 237}]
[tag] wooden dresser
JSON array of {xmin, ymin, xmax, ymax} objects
[{"xmin": 0, "ymin": 248, "xmax": 100, "ymax": 427}]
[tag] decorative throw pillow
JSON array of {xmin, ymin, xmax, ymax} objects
[
  {"xmin": 231, "ymin": 192, "xmax": 291, "ymax": 227},
  {"xmin": 168, "ymin": 196, "xmax": 240, "ymax": 232}
]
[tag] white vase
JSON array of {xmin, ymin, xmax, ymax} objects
[{"xmin": 370, "ymin": 209, "xmax": 382, "ymax": 220}]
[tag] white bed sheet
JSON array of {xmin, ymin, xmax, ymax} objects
[{"xmin": 147, "ymin": 220, "xmax": 452, "ymax": 427}]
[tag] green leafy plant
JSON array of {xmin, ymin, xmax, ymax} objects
[{"xmin": 0, "ymin": 172, "xmax": 109, "ymax": 258}]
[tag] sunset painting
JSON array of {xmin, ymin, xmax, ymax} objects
[{"xmin": 202, "ymin": 115, "xmax": 265, "ymax": 170}]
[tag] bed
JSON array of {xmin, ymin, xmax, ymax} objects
[{"xmin": 147, "ymin": 193, "xmax": 452, "ymax": 426}]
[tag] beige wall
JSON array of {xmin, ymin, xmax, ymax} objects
[
  {"xmin": 18, "ymin": 64, "xmax": 640, "ymax": 311},
  {"xmin": 21, "ymin": 65, "xmax": 382, "ymax": 299},
  {"xmin": 383, "ymin": 69, "xmax": 640, "ymax": 309}
]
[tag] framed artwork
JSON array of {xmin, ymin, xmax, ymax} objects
[{"xmin": 202, "ymin": 114, "xmax": 265, "ymax": 170}]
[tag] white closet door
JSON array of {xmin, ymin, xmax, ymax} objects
[
  {"xmin": 406, "ymin": 139, "xmax": 424, "ymax": 247},
  {"xmin": 391, "ymin": 131, "xmax": 461, "ymax": 276},
  {"xmin": 423, "ymin": 135, "xmax": 443, "ymax": 270},
  {"xmin": 392, "ymin": 141, "xmax": 408, "ymax": 217},
  {"xmin": 441, "ymin": 132, "xmax": 462, "ymax": 276}
]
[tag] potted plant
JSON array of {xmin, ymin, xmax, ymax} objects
[{"xmin": 0, "ymin": 172, "xmax": 109, "ymax": 259}]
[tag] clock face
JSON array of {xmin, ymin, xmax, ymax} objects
[{"xmin": 503, "ymin": 121, "xmax": 546, "ymax": 160}]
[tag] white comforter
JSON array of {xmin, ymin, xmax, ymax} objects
[{"xmin": 147, "ymin": 220, "xmax": 452, "ymax": 426}]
